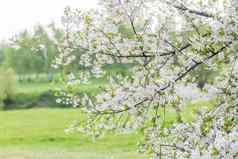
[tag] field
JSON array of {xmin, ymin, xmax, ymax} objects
[
  {"xmin": 0, "ymin": 106, "xmax": 213, "ymax": 159},
  {"xmin": 0, "ymin": 78, "xmax": 214, "ymax": 159},
  {"xmin": 1, "ymin": 79, "xmax": 146, "ymax": 159},
  {"xmin": 0, "ymin": 108, "xmax": 145, "ymax": 159}
]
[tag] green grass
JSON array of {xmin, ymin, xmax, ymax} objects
[
  {"xmin": 0, "ymin": 149, "xmax": 144, "ymax": 159},
  {"xmin": 0, "ymin": 108, "xmax": 144, "ymax": 159},
  {"xmin": 0, "ymin": 100, "xmax": 214, "ymax": 158},
  {"xmin": 2, "ymin": 69, "xmax": 215, "ymax": 159}
]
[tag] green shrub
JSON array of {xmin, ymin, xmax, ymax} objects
[{"xmin": 0, "ymin": 68, "xmax": 17, "ymax": 109}]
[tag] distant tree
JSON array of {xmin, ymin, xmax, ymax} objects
[
  {"xmin": 0, "ymin": 68, "xmax": 17, "ymax": 108},
  {"xmin": 2, "ymin": 24, "xmax": 63, "ymax": 81}
]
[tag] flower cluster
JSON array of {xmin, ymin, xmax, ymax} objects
[{"xmin": 55, "ymin": 0, "xmax": 238, "ymax": 158}]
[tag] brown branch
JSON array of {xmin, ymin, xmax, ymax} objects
[
  {"xmin": 101, "ymin": 52, "xmax": 154, "ymax": 58},
  {"xmin": 175, "ymin": 42, "xmax": 231, "ymax": 82},
  {"xmin": 164, "ymin": 40, "xmax": 199, "ymax": 64},
  {"xmin": 95, "ymin": 98, "xmax": 150, "ymax": 115},
  {"xmin": 173, "ymin": 4, "xmax": 214, "ymax": 18},
  {"xmin": 101, "ymin": 43, "xmax": 191, "ymax": 59},
  {"xmin": 159, "ymin": 43, "xmax": 191, "ymax": 56},
  {"xmin": 157, "ymin": 41, "xmax": 232, "ymax": 93},
  {"xmin": 160, "ymin": 144, "xmax": 186, "ymax": 152}
]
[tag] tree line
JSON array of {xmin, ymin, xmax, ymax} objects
[{"xmin": 0, "ymin": 23, "xmax": 64, "ymax": 82}]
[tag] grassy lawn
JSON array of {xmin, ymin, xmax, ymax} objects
[
  {"xmin": 0, "ymin": 108, "xmax": 144, "ymax": 159},
  {"xmin": 0, "ymin": 101, "xmax": 214, "ymax": 159},
  {"xmin": 1, "ymin": 77, "xmax": 215, "ymax": 159},
  {"xmin": 0, "ymin": 149, "xmax": 144, "ymax": 159}
]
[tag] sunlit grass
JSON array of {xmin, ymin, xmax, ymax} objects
[
  {"xmin": 0, "ymin": 99, "xmax": 214, "ymax": 159},
  {"xmin": 2, "ymin": 71, "xmax": 216, "ymax": 159},
  {"xmin": 0, "ymin": 108, "xmax": 144, "ymax": 159}
]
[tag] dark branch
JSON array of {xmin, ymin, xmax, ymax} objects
[
  {"xmin": 159, "ymin": 43, "xmax": 191, "ymax": 56},
  {"xmin": 95, "ymin": 98, "xmax": 150, "ymax": 115},
  {"xmin": 158, "ymin": 41, "xmax": 232, "ymax": 93},
  {"xmin": 175, "ymin": 42, "xmax": 231, "ymax": 82},
  {"xmin": 160, "ymin": 144, "xmax": 186, "ymax": 152},
  {"xmin": 173, "ymin": 4, "xmax": 214, "ymax": 18},
  {"xmin": 101, "ymin": 52, "xmax": 154, "ymax": 58}
]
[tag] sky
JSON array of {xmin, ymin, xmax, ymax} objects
[{"xmin": 0, "ymin": 0, "xmax": 98, "ymax": 40}]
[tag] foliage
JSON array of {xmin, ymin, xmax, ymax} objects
[
  {"xmin": 55, "ymin": 0, "xmax": 238, "ymax": 158},
  {"xmin": 0, "ymin": 68, "xmax": 17, "ymax": 108},
  {"xmin": 1, "ymin": 23, "xmax": 63, "ymax": 78}
]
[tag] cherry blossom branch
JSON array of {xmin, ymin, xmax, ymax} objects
[
  {"xmin": 156, "ymin": 41, "xmax": 232, "ymax": 93},
  {"xmin": 91, "ymin": 41, "xmax": 232, "ymax": 115}
]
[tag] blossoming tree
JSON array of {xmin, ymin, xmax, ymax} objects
[{"xmin": 54, "ymin": 0, "xmax": 238, "ymax": 158}]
